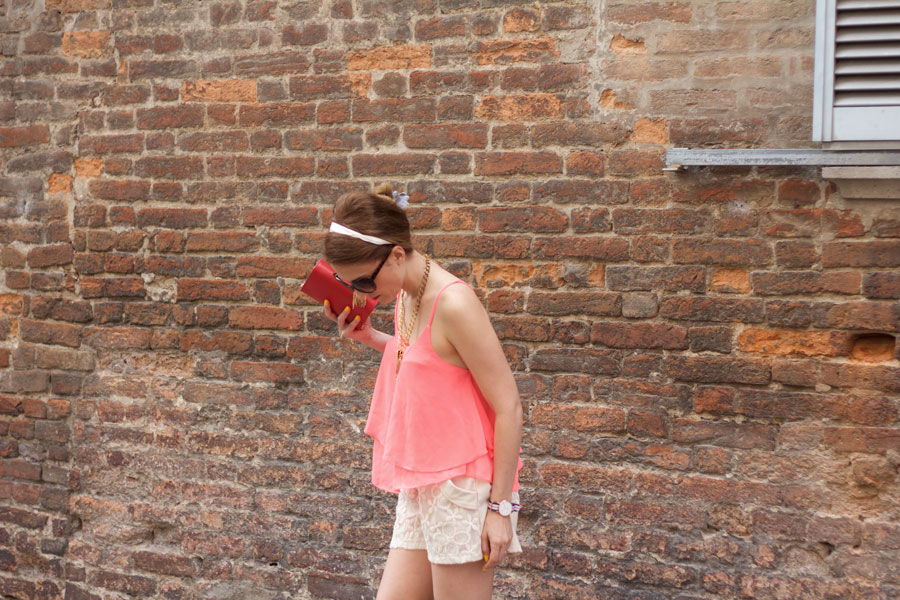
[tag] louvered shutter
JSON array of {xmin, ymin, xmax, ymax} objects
[{"xmin": 813, "ymin": 0, "xmax": 900, "ymax": 141}]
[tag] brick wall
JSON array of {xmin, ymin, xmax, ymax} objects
[{"xmin": 2, "ymin": 0, "xmax": 899, "ymax": 598}]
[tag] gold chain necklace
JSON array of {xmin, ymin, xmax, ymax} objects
[{"xmin": 396, "ymin": 257, "xmax": 430, "ymax": 374}]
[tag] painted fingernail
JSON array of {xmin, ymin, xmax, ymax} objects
[
  {"xmin": 354, "ymin": 316, "xmax": 360, "ymax": 322},
  {"xmin": 483, "ymin": 554, "xmax": 489, "ymax": 562}
]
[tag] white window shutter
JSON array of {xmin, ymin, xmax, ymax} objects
[{"xmin": 813, "ymin": 0, "xmax": 900, "ymax": 141}]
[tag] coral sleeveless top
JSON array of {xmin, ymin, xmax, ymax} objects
[{"xmin": 365, "ymin": 280, "xmax": 523, "ymax": 493}]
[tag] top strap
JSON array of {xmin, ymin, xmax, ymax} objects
[{"xmin": 427, "ymin": 280, "xmax": 470, "ymax": 328}]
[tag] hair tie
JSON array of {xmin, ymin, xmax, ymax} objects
[{"xmin": 392, "ymin": 190, "xmax": 409, "ymax": 209}]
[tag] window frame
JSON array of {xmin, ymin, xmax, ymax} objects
[{"xmin": 812, "ymin": 0, "xmax": 900, "ymax": 143}]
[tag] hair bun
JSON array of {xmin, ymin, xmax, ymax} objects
[{"xmin": 373, "ymin": 182, "xmax": 394, "ymax": 200}]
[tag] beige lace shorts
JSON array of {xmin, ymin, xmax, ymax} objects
[{"xmin": 389, "ymin": 476, "xmax": 522, "ymax": 565}]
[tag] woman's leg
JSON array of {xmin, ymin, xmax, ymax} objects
[
  {"xmin": 431, "ymin": 561, "xmax": 493, "ymax": 600},
  {"xmin": 376, "ymin": 548, "xmax": 434, "ymax": 600}
]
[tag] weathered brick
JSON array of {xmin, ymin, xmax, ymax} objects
[
  {"xmin": 689, "ymin": 326, "xmax": 733, "ymax": 353},
  {"xmin": 534, "ymin": 180, "xmax": 629, "ymax": 204},
  {"xmin": 234, "ymin": 51, "xmax": 311, "ymax": 76},
  {"xmin": 346, "ymin": 45, "xmax": 431, "ymax": 70},
  {"xmin": 136, "ymin": 105, "xmax": 204, "ymax": 130},
  {"xmin": 532, "ymin": 347, "xmax": 619, "ymax": 375},
  {"xmin": 673, "ymin": 238, "xmax": 772, "ymax": 266},
  {"xmin": 352, "ymin": 153, "xmax": 435, "ymax": 176},
  {"xmin": 20, "ymin": 319, "xmax": 82, "ymax": 348},
  {"xmin": 528, "ymin": 292, "xmax": 621, "ymax": 316},
  {"xmin": 479, "ymin": 206, "xmax": 567, "ymax": 233},
  {"xmin": 177, "ymin": 131, "xmax": 249, "ymax": 152},
  {"xmin": 659, "ymin": 297, "xmax": 765, "ymax": 322},
  {"xmin": 231, "ymin": 360, "xmax": 305, "ymax": 383},
  {"xmin": 592, "ymin": 322, "xmax": 688, "ymax": 350},
  {"xmin": 81, "ymin": 278, "xmax": 146, "ymax": 299},
  {"xmin": 474, "ymin": 151, "xmax": 562, "ymax": 176},
  {"xmin": 824, "ymin": 426, "xmax": 900, "ymax": 454},
  {"xmin": 61, "ymin": 31, "xmax": 110, "ymax": 58},
  {"xmin": 475, "ymin": 94, "xmax": 565, "ymax": 121},
  {"xmin": 472, "ymin": 38, "xmax": 559, "ymax": 65},
  {"xmin": 863, "ymin": 272, "xmax": 900, "ymax": 299},
  {"xmin": 177, "ymin": 279, "xmax": 251, "ymax": 302},
  {"xmin": 27, "ymin": 244, "xmax": 73, "ymax": 268},
  {"xmin": 533, "ymin": 237, "xmax": 629, "ymax": 261},
  {"xmin": 282, "ymin": 23, "xmax": 329, "ymax": 46},
  {"xmin": 607, "ymin": 266, "xmax": 705, "ymax": 293},
  {"xmin": 812, "ymin": 301, "xmax": 900, "ymax": 333},
  {"xmin": 531, "ymin": 404, "xmax": 625, "ymax": 432},
  {"xmin": 135, "ymin": 156, "xmax": 203, "ymax": 180},
  {"xmin": 182, "ymin": 80, "xmax": 257, "ymax": 104},
  {"xmin": 235, "ymin": 156, "xmax": 315, "ymax": 179},
  {"xmin": 738, "ymin": 328, "xmax": 848, "ymax": 357},
  {"xmin": 668, "ymin": 356, "xmax": 770, "ymax": 385},
  {"xmin": 0, "ymin": 125, "xmax": 50, "ymax": 148},
  {"xmin": 752, "ymin": 271, "xmax": 860, "ymax": 296},
  {"xmin": 289, "ymin": 74, "xmax": 367, "ymax": 100},
  {"xmin": 285, "ymin": 128, "xmax": 364, "ymax": 152},
  {"xmin": 609, "ymin": 2, "xmax": 693, "ymax": 24},
  {"xmin": 415, "ymin": 16, "xmax": 466, "ymax": 40},
  {"xmin": 234, "ymin": 258, "xmax": 311, "ymax": 281},
  {"xmin": 614, "ymin": 208, "xmax": 708, "ymax": 235},
  {"xmin": 228, "ymin": 306, "xmax": 303, "ymax": 330},
  {"xmin": 137, "ymin": 208, "xmax": 207, "ymax": 229},
  {"xmin": 91, "ymin": 570, "xmax": 155, "ymax": 595},
  {"xmin": 822, "ymin": 241, "xmax": 900, "ymax": 268},
  {"xmin": 403, "ymin": 124, "xmax": 488, "ymax": 149},
  {"xmin": 352, "ymin": 98, "xmax": 436, "ymax": 123}
]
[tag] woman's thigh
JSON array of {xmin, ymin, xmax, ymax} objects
[
  {"xmin": 431, "ymin": 560, "xmax": 493, "ymax": 600},
  {"xmin": 376, "ymin": 548, "xmax": 433, "ymax": 600}
]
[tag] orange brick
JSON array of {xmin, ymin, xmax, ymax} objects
[
  {"xmin": 75, "ymin": 158, "xmax": 103, "ymax": 179},
  {"xmin": 346, "ymin": 45, "xmax": 432, "ymax": 71},
  {"xmin": 711, "ymin": 268, "xmax": 751, "ymax": 294},
  {"xmin": 48, "ymin": 173, "xmax": 73, "ymax": 193},
  {"xmin": 632, "ymin": 118, "xmax": 668, "ymax": 144},
  {"xmin": 348, "ymin": 72, "xmax": 371, "ymax": 97},
  {"xmin": 0, "ymin": 294, "xmax": 25, "ymax": 316},
  {"xmin": 503, "ymin": 8, "xmax": 540, "ymax": 33},
  {"xmin": 475, "ymin": 94, "xmax": 564, "ymax": 121},
  {"xmin": 182, "ymin": 80, "xmax": 258, "ymax": 103},
  {"xmin": 738, "ymin": 329, "xmax": 848, "ymax": 357},
  {"xmin": 472, "ymin": 38, "xmax": 559, "ymax": 65},
  {"xmin": 849, "ymin": 335, "xmax": 896, "ymax": 363},
  {"xmin": 600, "ymin": 89, "xmax": 632, "ymax": 110},
  {"xmin": 610, "ymin": 34, "xmax": 646, "ymax": 55},
  {"xmin": 61, "ymin": 31, "xmax": 111, "ymax": 58}
]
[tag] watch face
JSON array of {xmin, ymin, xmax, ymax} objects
[{"xmin": 499, "ymin": 500, "xmax": 512, "ymax": 517}]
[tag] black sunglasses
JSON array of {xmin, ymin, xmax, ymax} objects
[{"xmin": 333, "ymin": 247, "xmax": 394, "ymax": 294}]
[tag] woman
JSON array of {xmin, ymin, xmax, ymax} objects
[{"xmin": 322, "ymin": 184, "xmax": 524, "ymax": 599}]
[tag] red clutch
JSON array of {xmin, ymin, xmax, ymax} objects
[{"xmin": 301, "ymin": 259, "xmax": 378, "ymax": 326}]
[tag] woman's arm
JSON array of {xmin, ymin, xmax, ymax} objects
[
  {"xmin": 438, "ymin": 286, "xmax": 523, "ymax": 567},
  {"xmin": 441, "ymin": 289, "xmax": 522, "ymax": 499},
  {"xmin": 324, "ymin": 301, "xmax": 391, "ymax": 353}
]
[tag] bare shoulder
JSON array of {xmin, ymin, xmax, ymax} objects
[{"xmin": 434, "ymin": 279, "xmax": 484, "ymax": 320}]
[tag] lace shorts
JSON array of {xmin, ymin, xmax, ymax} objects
[{"xmin": 389, "ymin": 476, "xmax": 522, "ymax": 565}]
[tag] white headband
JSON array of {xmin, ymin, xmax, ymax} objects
[{"xmin": 329, "ymin": 221, "xmax": 393, "ymax": 246}]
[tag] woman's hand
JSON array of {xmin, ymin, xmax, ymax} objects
[
  {"xmin": 481, "ymin": 510, "xmax": 513, "ymax": 571},
  {"xmin": 323, "ymin": 301, "xmax": 378, "ymax": 347}
]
